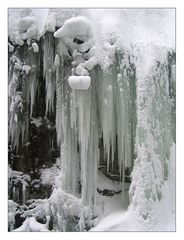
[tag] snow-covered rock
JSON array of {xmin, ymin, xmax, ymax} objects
[
  {"xmin": 54, "ymin": 16, "xmax": 92, "ymax": 42},
  {"xmin": 13, "ymin": 216, "xmax": 50, "ymax": 232}
]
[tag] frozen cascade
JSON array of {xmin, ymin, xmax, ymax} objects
[
  {"xmin": 54, "ymin": 16, "xmax": 100, "ymax": 209},
  {"xmin": 129, "ymin": 46, "xmax": 174, "ymax": 220},
  {"xmin": 53, "ymin": 16, "xmax": 134, "ymax": 210}
]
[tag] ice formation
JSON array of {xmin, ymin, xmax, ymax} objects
[
  {"xmin": 68, "ymin": 76, "xmax": 91, "ymax": 90},
  {"xmin": 8, "ymin": 9, "xmax": 175, "ymax": 231},
  {"xmin": 32, "ymin": 42, "xmax": 39, "ymax": 53},
  {"xmin": 129, "ymin": 47, "xmax": 174, "ymax": 220}
]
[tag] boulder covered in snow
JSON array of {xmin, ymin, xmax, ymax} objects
[{"xmin": 13, "ymin": 216, "xmax": 50, "ymax": 232}]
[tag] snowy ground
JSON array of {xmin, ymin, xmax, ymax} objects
[
  {"xmin": 95, "ymin": 171, "xmax": 130, "ymax": 217},
  {"xmin": 10, "ymin": 144, "xmax": 175, "ymax": 232},
  {"xmin": 92, "ymin": 144, "xmax": 175, "ymax": 231}
]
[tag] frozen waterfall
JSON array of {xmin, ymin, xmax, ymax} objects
[{"xmin": 8, "ymin": 9, "xmax": 175, "ymax": 231}]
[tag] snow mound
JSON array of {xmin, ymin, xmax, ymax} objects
[
  {"xmin": 54, "ymin": 16, "xmax": 92, "ymax": 41},
  {"xmin": 8, "ymin": 9, "xmax": 48, "ymax": 45},
  {"xmin": 68, "ymin": 76, "xmax": 91, "ymax": 90},
  {"xmin": 48, "ymin": 188, "xmax": 94, "ymax": 231}
]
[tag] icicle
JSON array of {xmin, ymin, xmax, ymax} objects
[
  {"xmin": 29, "ymin": 70, "xmax": 38, "ymax": 117},
  {"xmin": 22, "ymin": 181, "xmax": 28, "ymax": 205},
  {"xmin": 43, "ymin": 32, "xmax": 55, "ymax": 115},
  {"xmin": 55, "ymin": 54, "xmax": 62, "ymax": 146},
  {"xmin": 55, "ymin": 41, "xmax": 81, "ymax": 197},
  {"xmin": 76, "ymin": 90, "xmax": 91, "ymax": 204},
  {"xmin": 71, "ymin": 78, "xmax": 99, "ymax": 207}
]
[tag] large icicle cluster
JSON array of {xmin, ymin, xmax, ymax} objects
[
  {"xmin": 95, "ymin": 50, "xmax": 136, "ymax": 199},
  {"xmin": 52, "ymin": 16, "xmax": 137, "ymax": 210},
  {"xmin": 8, "ymin": 42, "xmax": 40, "ymax": 148},
  {"xmin": 53, "ymin": 17, "xmax": 99, "ymax": 209}
]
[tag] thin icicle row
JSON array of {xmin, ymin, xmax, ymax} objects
[
  {"xmin": 8, "ymin": 43, "xmax": 41, "ymax": 149},
  {"xmin": 96, "ymin": 49, "xmax": 134, "ymax": 188},
  {"xmin": 21, "ymin": 46, "xmax": 40, "ymax": 144}
]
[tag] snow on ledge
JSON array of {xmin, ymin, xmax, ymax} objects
[{"xmin": 68, "ymin": 76, "xmax": 91, "ymax": 90}]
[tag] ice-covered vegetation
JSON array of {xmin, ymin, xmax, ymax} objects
[{"xmin": 8, "ymin": 8, "xmax": 175, "ymax": 231}]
